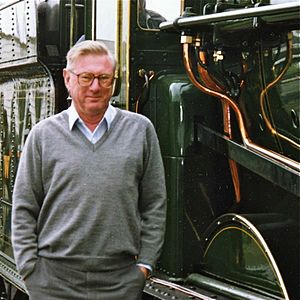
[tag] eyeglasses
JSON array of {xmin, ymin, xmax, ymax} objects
[{"xmin": 68, "ymin": 70, "xmax": 115, "ymax": 88}]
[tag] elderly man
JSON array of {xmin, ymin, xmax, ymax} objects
[{"xmin": 12, "ymin": 40, "xmax": 166, "ymax": 300}]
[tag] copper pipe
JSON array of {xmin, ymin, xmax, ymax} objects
[
  {"xmin": 183, "ymin": 42, "xmax": 300, "ymax": 172},
  {"xmin": 228, "ymin": 159, "xmax": 241, "ymax": 202},
  {"xmin": 197, "ymin": 48, "xmax": 241, "ymax": 202},
  {"xmin": 183, "ymin": 43, "xmax": 250, "ymax": 141},
  {"xmin": 260, "ymin": 32, "xmax": 300, "ymax": 149},
  {"xmin": 222, "ymin": 103, "xmax": 241, "ymax": 203},
  {"xmin": 197, "ymin": 50, "xmax": 223, "ymax": 92}
]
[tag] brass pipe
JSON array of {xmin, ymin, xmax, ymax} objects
[
  {"xmin": 3, "ymin": 155, "xmax": 10, "ymax": 179},
  {"xmin": 182, "ymin": 41, "xmax": 300, "ymax": 172},
  {"xmin": 260, "ymin": 32, "xmax": 300, "ymax": 149},
  {"xmin": 69, "ymin": 0, "xmax": 76, "ymax": 48}
]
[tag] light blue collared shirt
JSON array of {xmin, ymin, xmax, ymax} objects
[{"xmin": 68, "ymin": 103, "xmax": 117, "ymax": 144}]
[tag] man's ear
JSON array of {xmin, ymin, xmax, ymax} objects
[{"xmin": 63, "ymin": 68, "xmax": 71, "ymax": 89}]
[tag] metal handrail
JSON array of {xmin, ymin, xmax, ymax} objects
[{"xmin": 160, "ymin": 2, "xmax": 300, "ymax": 30}]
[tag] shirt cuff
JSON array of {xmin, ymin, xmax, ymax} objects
[{"xmin": 136, "ymin": 263, "xmax": 153, "ymax": 273}]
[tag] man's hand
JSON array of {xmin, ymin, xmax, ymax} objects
[{"xmin": 138, "ymin": 265, "xmax": 150, "ymax": 279}]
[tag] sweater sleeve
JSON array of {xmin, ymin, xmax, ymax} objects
[
  {"xmin": 137, "ymin": 121, "xmax": 167, "ymax": 269},
  {"xmin": 12, "ymin": 126, "xmax": 43, "ymax": 279}
]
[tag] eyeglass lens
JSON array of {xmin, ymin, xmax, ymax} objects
[{"xmin": 77, "ymin": 73, "xmax": 114, "ymax": 88}]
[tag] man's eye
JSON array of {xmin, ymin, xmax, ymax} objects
[
  {"xmin": 100, "ymin": 76, "xmax": 113, "ymax": 83},
  {"xmin": 80, "ymin": 74, "xmax": 93, "ymax": 81}
]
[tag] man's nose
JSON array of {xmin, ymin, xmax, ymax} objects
[{"xmin": 89, "ymin": 77, "xmax": 101, "ymax": 90}]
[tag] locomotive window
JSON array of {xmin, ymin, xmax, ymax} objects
[
  {"xmin": 95, "ymin": 0, "xmax": 117, "ymax": 56},
  {"xmin": 138, "ymin": 0, "xmax": 182, "ymax": 30}
]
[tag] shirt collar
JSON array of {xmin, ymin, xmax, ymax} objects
[{"xmin": 68, "ymin": 102, "xmax": 116, "ymax": 131}]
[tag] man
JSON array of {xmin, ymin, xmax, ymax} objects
[{"xmin": 12, "ymin": 40, "xmax": 166, "ymax": 300}]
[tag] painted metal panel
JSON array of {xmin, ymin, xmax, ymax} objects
[{"xmin": 0, "ymin": 0, "xmax": 37, "ymax": 68}]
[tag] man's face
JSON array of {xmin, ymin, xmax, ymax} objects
[{"xmin": 63, "ymin": 54, "xmax": 114, "ymax": 119}]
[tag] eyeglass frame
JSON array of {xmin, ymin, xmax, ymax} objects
[{"xmin": 68, "ymin": 69, "xmax": 115, "ymax": 88}]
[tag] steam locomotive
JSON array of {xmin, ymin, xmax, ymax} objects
[{"xmin": 0, "ymin": 0, "xmax": 299, "ymax": 299}]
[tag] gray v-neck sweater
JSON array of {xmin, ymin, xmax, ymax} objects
[{"xmin": 12, "ymin": 108, "xmax": 166, "ymax": 279}]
